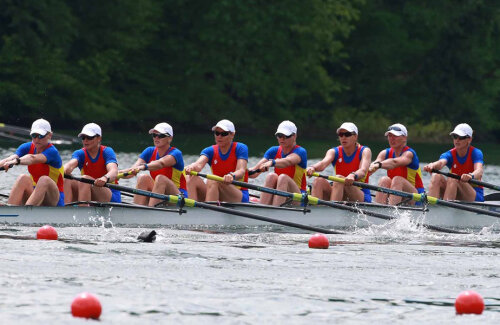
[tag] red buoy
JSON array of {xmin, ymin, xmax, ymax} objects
[
  {"xmin": 71, "ymin": 292, "xmax": 102, "ymax": 319},
  {"xmin": 36, "ymin": 225, "xmax": 58, "ymax": 240},
  {"xmin": 455, "ymin": 290, "xmax": 484, "ymax": 315},
  {"xmin": 308, "ymin": 233, "xmax": 329, "ymax": 249}
]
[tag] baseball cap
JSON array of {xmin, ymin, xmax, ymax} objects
[
  {"xmin": 30, "ymin": 118, "xmax": 52, "ymax": 136},
  {"xmin": 78, "ymin": 123, "xmax": 102, "ymax": 137},
  {"xmin": 336, "ymin": 122, "xmax": 358, "ymax": 135},
  {"xmin": 275, "ymin": 120, "xmax": 297, "ymax": 136},
  {"xmin": 149, "ymin": 122, "xmax": 173, "ymax": 136},
  {"xmin": 211, "ymin": 119, "xmax": 235, "ymax": 133},
  {"xmin": 449, "ymin": 123, "xmax": 473, "ymax": 137},
  {"xmin": 384, "ymin": 123, "xmax": 408, "ymax": 137}
]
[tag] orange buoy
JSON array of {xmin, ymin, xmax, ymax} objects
[
  {"xmin": 71, "ymin": 292, "xmax": 102, "ymax": 319},
  {"xmin": 308, "ymin": 233, "xmax": 329, "ymax": 249},
  {"xmin": 36, "ymin": 225, "xmax": 58, "ymax": 240},
  {"xmin": 455, "ymin": 290, "xmax": 484, "ymax": 315}
]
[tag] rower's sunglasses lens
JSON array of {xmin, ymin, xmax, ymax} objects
[
  {"xmin": 80, "ymin": 135, "xmax": 97, "ymax": 140},
  {"xmin": 452, "ymin": 134, "xmax": 469, "ymax": 140},
  {"xmin": 152, "ymin": 133, "xmax": 169, "ymax": 138},
  {"xmin": 276, "ymin": 133, "xmax": 293, "ymax": 139},
  {"xmin": 31, "ymin": 133, "xmax": 47, "ymax": 139},
  {"xmin": 387, "ymin": 126, "xmax": 402, "ymax": 132},
  {"xmin": 214, "ymin": 131, "xmax": 230, "ymax": 137},
  {"xmin": 337, "ymin": 132, "xmax": 354, "ymax": 138}
]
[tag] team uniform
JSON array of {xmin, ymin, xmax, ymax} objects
[
  {"xmin": 201, "ymin": 142, "xmax": 249, "ymax": 202},
  {"xmin": 332, "ymin": 145, "xmax": 371, "ymax": 202},
  {"xmin": 139, "ymin": 146, "xmax": 188, "ymax": 197},
  {"xmin": 72, "ymin": 145, "xmax": 121, "ymax": 202},
  {"xmin": 439, "ymin": 146, "xmax": 484, "ymax": 202},
  {"xmin": 264, "ymin": 145, "xmax": 308, "ymax": 193},
  {"xmin": 15, "ymin": 142, "xmax": 65, "ymax": 206},
  {"xmin": 384, "ymin": 145, "xmax": 425, "ymax": 196}
]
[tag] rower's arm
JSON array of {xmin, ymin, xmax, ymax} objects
[
  {"xmin": 0, "ymin": 154, "xmax": 19, "ymax": 166},
  {"xmin": 185, "ymin": 155, "xmax": 209, "ymax": 173},
  {"xmin": 381, "ymin": 151, "xmax": 413, "ymax": 170},
  {"xmin": 233, "ymin": 158, "xmax": 248, "ymax": 180},
  {"xmin": 368, "ymin": 150, "xmax": 386, "ymax": 173},
  {"xmin": 356, "ymin": 147, "xmax": 372, "ymax": 179},
  {"xmin": 148, "ymin": 155, "xmax": 176, "ymax": 171},
  {"xmin": 248, "ymin": 157, "xmax": 268, "ymax": 178},
  {"xmin": 20, "ymin": 153, "xmax": 47, "ymax": 165},
  {"xmin": 306, "ymin": 149, "xmax": 336, "ymax": 176},
  {"xmin": 63, "ymin": 158, "xmax": 79, "ymax": 175},
  {"xmin": 466, "ymin": 162, "xmax": 484, "ymax": 181},
  {"xmin": 274, "ymin": 153, "xmax": 300, "ymax": 168},
  {"xmin": 104, "ymin": 162, "xmax": 118, "ymax": 182},
  {"xmin": 423, "ymin": 158, "xmax": 447, "ymax": 173}
]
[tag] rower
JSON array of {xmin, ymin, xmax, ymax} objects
[
  {"xmin": 0, "ymin": 118, "xmax": 64, "ymax": 206},
  {"xmin": 184, "ymin": 119, "xmax": 249, "ymax": 202},
  {"xmin": 119, "ymin": 122, "xmax": 187, "ymax": 206},
  {"xmin": 423, "ymin": 123, "xmax": 484, "ymax": 202},
  {"xmin": 306, "ymin": 122, "xmax": 372, "ymax": 202},
  {"xmin": 249, "ymin": 120, "xmax": 307, "ymax": 206},
  {"xmin": 369, "ymin": 123, "xmax": 424, "ymax": 205},
  {"xmin": 63, "ymin": 123, "xmax": 120, "ymax": 204}
]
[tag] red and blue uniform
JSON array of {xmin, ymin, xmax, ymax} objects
[
  {"xmin": 201, "ymin": 142, "xmax": 249, "ymax": 202},
  {"xmin": 384, "ymin": 146, "xmax": 425, "ymax": 194},
  {"xmin": 332, "ymin": 145, "xmax": 371, "ymax": 202},
  {"xmin": 139, "ymin": 146, "xmax": 188, "ymax": 197},
  {"xmin": 439, "ymin": 146, "xmax": 484, "ymax": 202},
  {"xmin": 72, "ymin": 145, "xmax": 121, "ymax": 202},
  {"xmin": 264, "ymin": 145, "xmax": 308, "ymax": 192},
  {"xmin": 16, "ymin": 142, "xmax": 65, "ymax": 206}
]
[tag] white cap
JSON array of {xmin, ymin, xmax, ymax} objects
[
  {"xmin": 78, "ymin": 123, "xmax": 102, "ymax": 137},
  {"xmin": 275, "ymin": 120, "xmax": 297, "ymax": 136},
  {"xmin": 149, "ymin": 122, "xmax": 173, "ymax": 136},
  {"xmin": 30, "ymin": 118, "xmax": 52, "ymax": 136},
  {"xmin": 336, "ymin": 122, "xmax": 358, "ymax": 135},
  {"xmin": 211, "ymin": 119, "xmax": 235, "ymax": 133},
  {"xmin": 450, "ymin": 123, "xmax": 473, "ymax": 137},
  {"xmin": 384, "ymin": 123, "xmax": 408, "ymax": 137}
]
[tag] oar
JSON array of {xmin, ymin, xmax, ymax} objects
[
  {"xmin": 64, "ymin": 174, "xmax": 342, "ymax": 234},
  {"xmin": 191, "ymin": 171, "xmax": 466, "ymax": 234},
  {"xmin": 431, "ymin": 169, "xmax": 500, "ymax": 191},
  {"xmin": 311, "ymin": 172, "xmax": 500, "ymax": 219},
  {"xmin": 0, "ymin": 163, "xmax": 15, "ymax": 171}
]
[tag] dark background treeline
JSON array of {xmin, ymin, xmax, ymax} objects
[{"xmin": 1, "ymin": 0, "xmax": 499, "ymax": 141}]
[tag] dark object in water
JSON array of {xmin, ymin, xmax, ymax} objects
[{"xmin": 137, "ymin": 230, "xmax": 156, "ymax": 243}]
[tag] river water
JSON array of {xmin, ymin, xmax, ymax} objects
[{"xmin": 0, "ymin": 149, "xmax": 499, "ymax": 324}]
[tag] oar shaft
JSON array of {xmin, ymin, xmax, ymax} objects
[
  {"xmin": 431, "ymin": 169, "xmax": 500, "ymax": 191},
  {"xmin": 313, "ymin": 172, "xmax": 500, "ymax": 219},
  {"xmin": 193, "ymin": 172, "xmax": 466, "ymax": 234}
]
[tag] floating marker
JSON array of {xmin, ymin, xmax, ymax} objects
[
  {"xmin": 71, "ymin": 292, "xmax": 102, "ymax": 319},
  {"xmin": 455, "ymin": 290, "xmax": 484, "ymax": 315},
  {"xmin": 308, "ymin": 233, "xmax": 329, "ymax": 249},
  {"xmin": 36, "ymin": 225, "xmax": 58, "ymax": 240}
]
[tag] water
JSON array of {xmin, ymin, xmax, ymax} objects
[{"xmin": 0, "ymin": 149, "xmax": 499, "ymax": 323}]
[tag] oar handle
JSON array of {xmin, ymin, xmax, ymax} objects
[
  {"xmin": 431, "ymin": 169, "xmax": 500, "ymax": 191},
  {"xmin": 0, "ymin": 163, "xmax": 15, "ymax": 171}
]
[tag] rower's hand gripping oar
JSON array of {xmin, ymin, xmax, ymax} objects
[
  {"xmin": 311, "ymin": 172, "xmax": 500, "ymax": 219},
  {"xmin": 191, "ymin": 171, "xmax": 466, "ymax": 234},
  {"xmin": 64, "ymin": 174, "xmax": 341, "ymax": 234},
  {"xmin": 431, "ymin": 169, "xmax": 500, "ymax": 191}
]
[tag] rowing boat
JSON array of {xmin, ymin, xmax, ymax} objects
[{"xmin": 0, "ymin": 200, "xmax": 499, "ymax": 231}]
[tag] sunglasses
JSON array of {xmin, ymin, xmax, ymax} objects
[
  {"xmin": 152, "ymin": 133, "xmax": 170, "ymax": 138},
  {"xmin": 452, "ymin": 134, "xmax": 469, "ymax": 140},
  {"xmin": 214, "ymin": 131, "xmax": 230, "ymax": 137},
  {"xmin": 337, "ymin": 131, "xmax": 354, "ymax": 138},
  {"xmin": 276, "ymin": 133, "xmax": 294, "ymax": 139},
  {"xmin": 31, "ymin": 133, "xmax": 47, "ymax": 139},
  {"xmin": 387, "ymin": 126, "xmax": 402, "ymax": 132},
  {"xmin": 80, "ymin": 135, "xmax": 97, "ymax": 141}
]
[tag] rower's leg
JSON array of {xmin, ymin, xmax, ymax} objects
[
  {"xmin": 273, "ymin": 174, "xmax": 300, "ymax": 206},
  {"xmin": 342, "ymin": 185, "xmax": 365, "ymax": 202},
  {"xmin": 148, "ymin": 175, "xmax": 179, "ymax": 206},
  {"xmin": 389, "ymin": 176, "xmax": 417, "ymax": 205},
  {"xmin": 135, "ymin": 174, "xmax": 154, "ymax": 205},
  {"xmin": 260, "ymin": 173, "xmax": 278, "ymax": 205},
  {"xmin": 8, "ymin": 174, "xmax": 33, "ymax": 205},
  {"xmin": 90, "ymin": 187, "xmax": 112, "ymax": 203},
  {"xmin": 311, "ymin": 177, "xmax": 331, "ymax": 200},
  {"xmin": 217, "ymin": 183, "xmax": 243, "ymax": 203},
  {"xmin": 77, "ymin": 175, "xmax": 94, "ymax": 203},
  {"xmin": 186, "ymin": 175, "xmax": 206, "ymax": 201},
  {"xmin": 453, "ymin": 182, "xmax": 477, "ymax": 202},
  {"xmin": 26, "ymin": 176, "xmax": 60, "ymax": 206},
  {"xmin": 63, "ymin": 178, "xmax": 79, "ymax": 203},
  {"xmin": 205, "ymin": 179, "xmax": 220, "ymax": 201},
  {"xmin": 375, "ymin": 176, "xmax": 392, "ymax": 204},
  {"xmin": 330, "ymin": 175, "xmax": 345, "ymax": 201},
  {"xmin": 427, "ymin": 174, "xmax": 446, "ymax": 198}
]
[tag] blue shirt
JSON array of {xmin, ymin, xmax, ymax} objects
[
  {"xmin": 440, "ymin": 147, "xmax": 484, "ymax": 168},
  {"xmin": 71, "ymin": 147, "xmax": 118, "ymax": 169},
  {"xmin": 139, "ymin": 146, "xmax": 185, "ymax": 171},
  {"xmin": 16, "ymin": 142, "xmax": 62, "ymax": 169},
  {"xmin": 201, "ymin": 142, "xmax": 248, "ymax": 165},
  {"xmin": 264, "ymin": 145, "xmax": 307, "ymax": 169}
]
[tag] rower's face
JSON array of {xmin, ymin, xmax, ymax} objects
[
  {"xmin": 31, "ymin": 132, "xmax": 51, "ymax": 146},
  {"xmin": 151, "ymin": 132, "xmax": 172, "ymax": 147},
  {"xmin": 80, "ymin": 135, "xmax": 100, "ymax": 149},
  {"xmin": 276, "ymin": 133, "xmax": 296, "ymax": 146},
  {"xmin": 337, "ymin": 129, "xmax": 357, "ymax": 147},
  {"xmin": 452, "ymin": 135, "xmax": 472, "ymax": 150},
  {"xmin": 387, "ymin": 133, "xmax": 406, "ymax": 147},
  {"xmin": 213, "ymin": 128, "xmax": 234, "ymax": 145}
]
